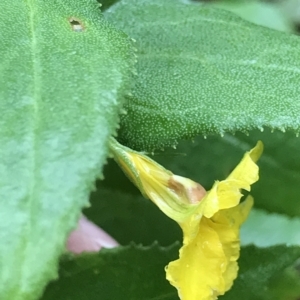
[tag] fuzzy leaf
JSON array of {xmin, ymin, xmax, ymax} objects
[
  {"xmin": 0, "ymin": 1, "xmax": 134, "ymax": 299},
  {"xmin": 42, "ymin": 244, "xmax": 179, "ymax": 300},
  {"xmin": 105, "ymin": 0, "xmax": 300, "ymax": 150}
]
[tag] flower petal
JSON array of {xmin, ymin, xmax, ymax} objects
[
  {"xmin": 166, "ymin": 197, "xmax": 253, "ymax": 300},
  {"xmin": 199, "ymin": 141, "xmax": 262, "ymax": 219},
  {"xmin": 180, "ymin": 141, "xmax": 262, "ymax": 239},
  {"xmin": 209, "ymin": 196, "xmax": 254, "ymax": 291},
  {"xmin": 167, "ymin": 217, "xmax": 226, "ymax": 300},
  {"xmin": 66, "ymin": 216, "xmax": 118, "ymax": 254},
  {"xmin": 110, "ymin": 138, "xmax": 202, "ymax": 222}
]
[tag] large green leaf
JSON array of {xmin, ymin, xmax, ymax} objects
[
  {"xmin": 41, "ymin": 244, "xmax": 300, "ymax": 300},
  {"xmin": 0, "ymin": 1, "xmax": 134, "ymax": 299},
  {"xmin": 105, "ymin": 0, "xmax": 300, "ymax": 150},
  {"xmin": 41, "ymin": 244, "xmax": 179, "ymax": 300}
]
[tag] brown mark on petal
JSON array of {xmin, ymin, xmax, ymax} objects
[
  {"xmin": 186, "ymin": 183, "xmax": 206, "ymax": 204},
  {"xmin": 168, "ymin": 176, "xmax": 206, "ymax": 204},
  {"xmin": 69, "ymin": 17, "xmax": 85, "ymax": 32}
]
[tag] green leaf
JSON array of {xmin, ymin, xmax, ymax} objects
[
  {"xmin": 0, "ymin": 1, "xmax": 134, "ymax": 299},
  {"xmin": 41, "ymin": 244, "xmax": 300, "ymax": 300},
  {"xmin": 105, "ymin": 0, "xmax": 300, "ymax": 150},
  {"xmin": 41, "ymin": 244, "xmax": 179, "ymax": 300},
  {"xmin": 221, "ymin": 245, "xmax": 300, "ymax": 300}
]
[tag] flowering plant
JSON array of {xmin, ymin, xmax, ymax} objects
[
  {"xmin": 110, "ymin": 138, "xmax": 263, "ymax": 300},
  {"xmin": 1, "ymin": 0, "xmax": 300, "ymax": 300}
]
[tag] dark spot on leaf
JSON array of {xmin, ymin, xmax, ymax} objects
[{"xmin": 69, "ymin": 17, "xmax": 85, "ymax": 32}]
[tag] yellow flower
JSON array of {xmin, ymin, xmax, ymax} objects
[{"xmin": 110, "ymin": 138, "xmax": 263, "ymax": 300}]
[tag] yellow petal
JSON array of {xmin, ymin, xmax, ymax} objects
[
  {"xmin": 166, "ymin": 142, "xmax": 262, "ymax": 300},
  {"xmin": 200, "ymin": 141, "xmax": 262, "ymax": 218},
  {"xmin": 179, "ymin": 141, "xmax": 262, "ymax": 241},
  {"xmin": 166, "ymin": 196, "xmax": 253, "ymax": 300},
  {"xmin": 210, "ymin": 196, "xmax": 254, "ymax": 291},
  {"xmin": 109, "ymin": 138, "xmax": 206, "ymax": 222}
]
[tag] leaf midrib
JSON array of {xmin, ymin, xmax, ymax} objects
[{"xmin": 19, "ymin": 0, "xmax": 40, "ymax": 292}]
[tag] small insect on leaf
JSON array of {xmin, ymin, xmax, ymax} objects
[{"xmin": 69, "ymin": 17, "xmax": 85, "ymax": 32}]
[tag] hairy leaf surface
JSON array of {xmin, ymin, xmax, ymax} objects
[
  {"xmin": 42, "ymin": 244, "xmax": 179, "ymax": 300},
  {"xmin": 105, "ymin": 0, "xmax": 300, "ymax": 150},
  {"xmin": 0, "ymin": 1, "xmax": 134, "ymax": 298}
]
